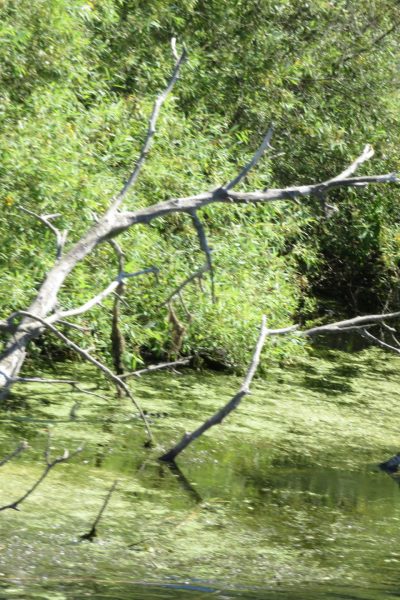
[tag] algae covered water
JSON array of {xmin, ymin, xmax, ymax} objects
[{"xmin": 1, "ymin": 348, "xmax": 400, "ymax": 599}]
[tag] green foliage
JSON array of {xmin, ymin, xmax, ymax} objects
[{"xmin": 0, "ymin": 0, "xmax": 399, "ymax": 368}]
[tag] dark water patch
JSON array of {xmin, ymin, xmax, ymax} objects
[{"xmin": 303, "ymin": 374, "xmax": 354, "ymax": 395}]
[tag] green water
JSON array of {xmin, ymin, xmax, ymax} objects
[{"xmin": 1, "ymin": 348, "xmax": 400, "ymax": 599}]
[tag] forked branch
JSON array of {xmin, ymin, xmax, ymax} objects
[
  {"xmin": 19, "ymin": 207, "xmax": 68, "ymax": 261},
  {"xmin": 162, "ymin": 264, "xmax": 210, "ymax": 306}
]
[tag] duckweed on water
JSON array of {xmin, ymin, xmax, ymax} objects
[{"xmin": 1, "ymin": 348, "xmax": 400, "ymax": 598}]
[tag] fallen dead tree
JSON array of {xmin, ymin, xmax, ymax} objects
[{"xmin": 0, "ymin": 40, "xmax": 398, "ymax": 433}]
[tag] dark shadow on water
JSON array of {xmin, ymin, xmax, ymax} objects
[
  {"xmin": 330, "ymin": 364, "xmax": 361, "ymax": 378},
  {"xmin": 164, "ymin": 461, "xmax": 203, "ymax": 504},
  {"xmin": 303, "ymin": 374, "xmax": 353, "ymax": 395},
  {"xmin": 136, "ymin": 458, "xmax": 203, "ymax": 504}
]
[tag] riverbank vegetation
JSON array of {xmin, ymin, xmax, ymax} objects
[{"xmin": 1, "ymin": 0, "xmax": 400, "ymax": 376}]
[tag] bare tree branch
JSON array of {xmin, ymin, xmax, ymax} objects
[
  {"xmin": 48, "ymin": 267, "xmax": 157, "ymax": 323},
  {"xmin": 225, "ymin": 124, "xmax": 274, "ymax": 190},
  {"xmin": 303, "ymin": 310, "xmax": 400, "ymax": 336},
  {"xmin": 0, "ymin": 435, "xmax": 83, "ymax": 511},
  {"xmin": 18, "ymin": 312, "xmax": 153, "ymax": 443},
  {"xmin": 119, "ymin": 173, "xmax": 397, "ymax": 229},
  {"xmin": 80, "ymin": 480, "xmax": 118, "ymax": 541},
  {"xmin": 0, "ymin": 35, "xmax": 397, "ymax": 399},
  {"xmin": 69, "ymin": 401, "xmax": 80, "ymax": 421},
  {"xmin": 382, "ymin": 322, "xmax": 397, "ymax": 333},
  {"xmin": 120, "ymin": 357, "xmax": 191, "ymax": 380},
  {"xmin": 159, "ymin": 315, "xmax": 269, "ymax": 462},
  {"xmin": 110, "ymin": 44, "xmax": 187, "ymax": 211},
  {"xmin": 156, "ymin": 308, "xmax": 400, "ymax": 462},
  {"xmin": 162, "ymin": 264, "xmax": 209, "ymax": 306},
  {"xmin": 109, "ymin": 239, "xmax": 125, "ymax": 273},
  {"xmin": 19, "ymin": 207, "xmax": 68, "ymax": 261},
  {"xmin": 190, "ymin": 211, "xmax": 216, "ymax": 302},
  {"xmin": 171, "ymin": 37, "xmax": 179, "ymax": 61},
  {"xmin": 0, "ymin": 441, "xmax": 29, "ymax": 467},
  {"xmin": 58, "ymin": 320, "xmax": 90, "ymax": 333},
  {"xmin": 328, "ymin": 144, "xmax": 375, "ymax": 181},
  {"xmin": 71, "ymin": 383, "xmax": 111, "ymax": 402},
  {"xmin": 360, "ymin": 328, "xmax": 400, "ymax": 355},
  {"xmin": 178, "ymin": 290, "xmax": 193, "ymax": 321}
]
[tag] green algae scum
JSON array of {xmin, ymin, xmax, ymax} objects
[{"xmin": 1, "ymin": 348, "xmax": 400, "ymax": 599}]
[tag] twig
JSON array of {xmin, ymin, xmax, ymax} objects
[
  {"xmin": 178, "ymin": 291, "xmax": 193, "ymax": 321},
  {"xmin": 159, "ymin": 315, "xmax": 269, "ymax": 462},
  {"xmin": 225, "ymin": 124, "xmax": 274, "ymax": 190},
  {"xmin": 72, "ymin": 383, "xmax": 111, "ymax": 402},
  {"xmin": 110, "ymin": 43, "xmax": 187, "ymax": 210},
  {"xmin": 328, "ymin": 144, "xmax": 375, "ymax": 181},
  {"xmin": 360, "ymin": 328, "xmax": 400, "ymax": 355},
  {"xmin": 190, "ymin": 211, "xmax": 216, "ymax": 303},
  {"xmin": 382, "ymin": 322, "xmax": 397, "ymax": 333},
  {"xmin": 18, "ymin": 312, "xmax": 153, "ymax": 443},
  {"xmin": 161, "ymin": 264, "xmax": 209, "ymax": 306},
  {"xmin": 120, "ymin": 357, "xmax": 191, "ymax": 380},
  {"xmin": 48, "ymin": 268, "xmax": 157, "ymax": 323},
  {"xmin": 58, "ymin": 320, "xmax": 90, "ymax": 333},
  {"xmin": 19, "ymin": 207, "xmax": 68, "ymax": 261},
  {"xmin": 0, "ymin": 441, "xmax": 29, "ymax": 467},
  {"xmin": 0, "ymin": 435, "xmax": 83, "ymax": 511},
  {"xmin": 80, "ymin": 480, "xmax": 118, "ymax": 541},
  {"xmin": 109, "ymin": 238, "xmax": 125, "ymax": 273},
  {"xmin": 69, "ymin": 401, "xmax": 80, "ymax": 421}
]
